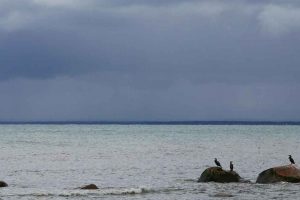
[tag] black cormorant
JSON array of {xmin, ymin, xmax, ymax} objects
[
  {"xmin": 214, "ymin": 158, "xmax": 222, "ymax": 168},
  {"xmin": 230, "ymin": 161, "xmax": 233, "ymax": 171},
  {"xmin": 289, "ymin": 155, "xmax": 295, "ymax": 164}
]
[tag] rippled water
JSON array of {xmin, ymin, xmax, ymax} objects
[{"xmin": 0, "ymin": 125, "xmax": 300, "ymax": 199}]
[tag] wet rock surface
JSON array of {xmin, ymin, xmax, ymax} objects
[
  {"xmin": 79, "ymin": 184, "xmax": 99, "ymax": 190},
  {"xmin": 256, "ymin": 164, "xmax": 300, "ymax": 183},
  {"xmin": 198, "ymin": 167, "xmax": 241, "ymax": 183},
  {"xmin": 0, "ymin": 181, "xmax": 8, "ymax": 187}
]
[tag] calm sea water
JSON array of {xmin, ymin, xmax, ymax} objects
[{"xmin": 0, "ymin": 125, "xmax": 300, "ymax": 199}]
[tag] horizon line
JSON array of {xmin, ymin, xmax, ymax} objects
[{"xmin": 0, "ymin": 120, "xmax": 300, "ymax": 125}]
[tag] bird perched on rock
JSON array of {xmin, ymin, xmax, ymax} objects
[
  {"xmin": 289, "ymin": 155, "xmax": 295, "ymax": 164},
  {"xmin": 214, "ymin": 158, "xmax": 222, "ymax": 168},
  {"xmin": 230, "ymin": 161, "xmax": 233, "ymax": 171}
]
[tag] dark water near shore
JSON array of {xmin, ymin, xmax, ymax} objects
[{"xmin": 0, "ymin": 125, "xmax": 300, "ymax": 199}]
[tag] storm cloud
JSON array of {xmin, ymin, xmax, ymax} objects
[{"xmin": 0, "ymin": 0, "xmax": 300, "ymax": 121}]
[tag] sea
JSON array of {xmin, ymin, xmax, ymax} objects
[{"xmin": 1, "ymin": 124, "xmax": 300, "ymax": 199}]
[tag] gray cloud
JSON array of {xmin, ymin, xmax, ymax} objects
[
  {"xmin": 0, "ymin": 0, "xmax": 300, "ymax": 121},
  {"xmin": 258, "ymin": 4, "xmax": 300, "ymax": 36}
]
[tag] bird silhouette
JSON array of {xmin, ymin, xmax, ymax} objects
[
  {"xmin": 214, "ymin": 158, "xmax": 222, "ymax": 168},
  {"xmin": 230, "ymin": 161, "xmax": 233, "ymax": 171},
  {"xmin": 289, "ymin": 155, "xmax": 295, "ymax": 164}
]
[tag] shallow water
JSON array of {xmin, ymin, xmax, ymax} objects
[{"xmin": 0, "ymin": 125, "xmax": 300, "ymax": 199}]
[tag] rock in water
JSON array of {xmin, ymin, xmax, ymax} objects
[
  {"xmin": 80, "ymin": 184, "xmax": 99, "ymax": 190},
  {"xmin": 256, "ymin": 164, "xmax": 300, "ymax": 183},
  {"xmin": 212, "ymin": 192, "xmax": 234, "ymax": 198},
  {"xmin": 197, "ymin": 167, "xmax": 241, "ymax": 183},
  {"xmin": 0, "ymin": 181, "xmax": 8, "ymax": 187}
]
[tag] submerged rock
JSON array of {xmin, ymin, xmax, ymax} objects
[
  {"xmin": 256, "ymin": 164, "xmax": 300, "ymax": 184},
  {"xmin": 197, "ymin": 167, "xmax": 241, "ymax": 183},
  {"xmin": 212, "ymin": 192, "xmax": 234, "ymax": 198},
  {"xmin": 0, "ymin": 181, "xmax": 8, "ymax": 187},
  {"xmin": 79, "ymin": 184, "xmax": 99, "ymax": 190}
]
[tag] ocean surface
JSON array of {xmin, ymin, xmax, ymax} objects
[{"xmin": 0, "ymin": 125, "xmax": 300, "ymax": 199}]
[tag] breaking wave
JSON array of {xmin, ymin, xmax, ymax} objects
[{"xmin": 1, "ymin": 186, "xmax": 183, "ymax": 198}]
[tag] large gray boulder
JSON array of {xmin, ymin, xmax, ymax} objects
[
  {"xmin": 198, "ymin": 167, "xmax": 241, "ymax": 183},
  {"xmin": 0, "ymin": 181, "xmax": 8, "ymax": 187},
  {"xmin": 256, "ymin": 164, "xmax": 300, "ymax": 183}
]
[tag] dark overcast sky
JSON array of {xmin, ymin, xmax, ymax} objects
[{"xmin": 0, "ymin": 0, "xmax": 300, "ymax": 121}]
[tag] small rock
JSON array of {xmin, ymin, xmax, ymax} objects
[
  {"xmin": 0, "ymin": 181, "xmax": 8, "ymax": 187},
  {"xmin": 80, "ymin": 184, "xmax": 99, "ymax": 190},
  {"xmin": 212, "ymin": 192, "xmax": 234, "ymax": 198}
]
